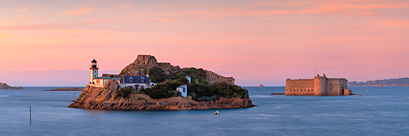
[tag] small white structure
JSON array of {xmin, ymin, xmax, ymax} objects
[
  {"xmin": 185, "ymin": 75, "xmax": 192, "ymax": 84},
  {"xmin": 89, "ymin": 59, "xmax": 120, "ymax": 86},
  {"xmin": 176, "ymin": 85, "xmax": 188, "ymax": 97}
]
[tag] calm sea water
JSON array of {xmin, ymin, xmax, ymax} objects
[{"xmin": 0, "ymin": 86, "xmax": 408, "ymax": 136}]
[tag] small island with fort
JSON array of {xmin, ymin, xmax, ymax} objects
[
  {"xmin": 69, "ymin": 55, "xmax": 254, "ymax": 110},
  {"xmin": 272, "ymin": 74, "xmax": 361, "ymax": 96}
]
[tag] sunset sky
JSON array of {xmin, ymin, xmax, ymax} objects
[{"xmin": 1, "ymin": 0, "xmax": 409, "ymax": 86}]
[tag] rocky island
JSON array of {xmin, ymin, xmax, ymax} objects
[
  {"xmin": 69, "ymin": 55, "xmax": 253, "ymax": 110},
  {"xmin": 0, "ymin": 82, "xmax": 22, "ymax": 90}
]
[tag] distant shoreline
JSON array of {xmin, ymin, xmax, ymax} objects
[
  {"xmin": 44, "ymin": 87, "xmax": 85, "ymax": 91},
  {"xmin": 349, "ymin": 85, "xmax": 409, "ymax": 87}
]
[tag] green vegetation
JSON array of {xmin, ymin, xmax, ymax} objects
[
  {"xmin": 97, "ymin": 91, "xmax": 102, "ymax": 96},
  {"xmin": 142, "ymin": 67, "xmax": 208, "ymax": 84},
  {"xmin": 171, "ymin": 68, "xmax": 207, "ymax": 84},
  {"xmin": 188, "ymin": 82, "xmax": 249, "ymax": 101},
  {"xmin": 141, "ymin": 83, "xmax": 181, "ymax": 99},
  {"xmin": 137, "ymin": 97, "xmax": 145, "ymax": 100},
  {"xmin": 133, "ymin": 90, "xmax": 144, "ymax": 94},
  {"xmin": 144, "ymin": 67, "xmax": 167, "ymax": 83},
  {"xmin": 131, "ymin": 67, "xmax": 249, "ymax": 101},
  {"xmin": 133, "ymin": 97, "xmax": 145, "ymax": 100},
  {"xmin": 118, "ymin": 87, "xmax": 133, "ymax": 97}
]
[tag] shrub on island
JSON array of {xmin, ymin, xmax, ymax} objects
[
  {"xmin": 141, "ymin": 83, "xmax": 181, "ymax": 99},
  {"xmin": 188, "ymin": 82, "xmax": 249, "ymax": 101},
  {"xmin": 118, "ymin": 86, "xmax": 133, "ymax": 97}
]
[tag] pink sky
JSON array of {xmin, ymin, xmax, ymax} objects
[{"xmin": 1, "ymin": 0, "xmax": 409, "ymax": 86}]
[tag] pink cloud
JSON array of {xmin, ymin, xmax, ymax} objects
[
  {"xmin": 378, "ymin": 21, "xmax": 409, "ymax": 26},
  {"xmin": 63, "ymin": 7, "xmax": 96, "ymax": 15}
]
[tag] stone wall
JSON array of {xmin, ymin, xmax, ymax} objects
[
  {"xmin": 285, "ymin": 79, "xmax": 314, "ymax": 96},
  {"xmin": 285, "ymin": 76, "xmax": 351, "ymax": 96}
]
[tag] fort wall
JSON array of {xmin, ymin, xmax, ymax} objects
[
  {"xmin": 285, "ymin": 75, "xmax": 351, "ymax": 96},
  {"xmin": 285, "ymin": 79, "xmax": 314, "ymax": 96}
]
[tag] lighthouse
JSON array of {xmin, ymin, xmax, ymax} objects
[{"xmin": 90, "ymin": 59, "xmax": 99, "ymax": 83}]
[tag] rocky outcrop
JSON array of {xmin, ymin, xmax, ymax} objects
[
  {"xmin": 119, "ymin": 55, "xmax": 181, "ymax": 76},
  {"xmin": 118, "ymin": 55, "xmax": 235, "ymax": 85},
  {"xmin": 44, "ymin": 87, "xmax": 85, "ymax": 91},
  {"xmin": 133, "ymin": 55, "xmax": 157, "ymax": 65},
  {"xmin": 258, "ymin": 84, "xmax": 264, "ymax": 87},
  {"xmin": 205, "ymin": 70, "xmax": 235, "ymax": 85},
  {"xmin": 69, "ymin": 80, "xmax": 253, "ymax": 110},
  {"xmin": 0, "ymin": 83, "xmax": 22, "ymax": 90}
]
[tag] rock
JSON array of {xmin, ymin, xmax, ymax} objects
[
  {"xmin": 104, "ymin": 79, "xmax": 120, "ymax": 91},
  {"xmin": 133, "ymin": 55, "xmax": 157, "ymax": 65},
  {"xmin": 206, "ymin": 70, "xmax": 235, "ymax": 85},
  {"xmin": 0, "ymin": 82, "xmax": 23, "ymax": 90},
  {"xmin": 271, "ymin": 93, "xmax": 285, "ymax": 95},
  {"xmin": 119, "ymin": 55, "xmax": 180, "ymax": 76},
  {"xmin": 69, "ymin": 85, "xmax": 254, "ymax": 110},
  {"xmin": 119, "ymin": 55, "xmax": 235, "ymax": 85},
  {"xmin": 258, "ymin": 84, "xmax": 264, "ymax": 87}
]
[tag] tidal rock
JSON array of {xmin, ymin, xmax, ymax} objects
[
  {"xmin": 258, "ymin": 84, "xmax": 264, "ymax": 87},
  {"xmin": 0, "ymin": 83, "xmax": 23, "ymax": 90}
]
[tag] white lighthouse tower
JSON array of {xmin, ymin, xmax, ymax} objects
[{"xmin": 90, "ymin": 59, "xmax": 99, "ymax": 83}]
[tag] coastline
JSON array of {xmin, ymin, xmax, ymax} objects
[
  {"xmin": 44, "ymin": 87, "xmax": 85, "ymax": 91},
  {"xmin": 69, "ymin": 81, "xmax": 253, "ymax": 111}
]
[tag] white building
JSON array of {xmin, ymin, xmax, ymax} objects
[
  {"xmin": 185, "ymin": 75, "xmax": 192, "ymax": 84},
  {"xmin": 176, "ymin": 85, "xmax": 188, "ymax": 97},
  {"xmin": 122, "ymin": 75, "xmax": 153, "ymax": 90},
  {"xmin": 89, "ymin": 59, "xmax": 120, "ymax": 86}
]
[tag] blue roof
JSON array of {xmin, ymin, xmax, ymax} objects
[{"xmin": 123, "ymin": 76, "xmax": 150, "ymax": 83}]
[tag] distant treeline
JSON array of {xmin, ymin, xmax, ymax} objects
[{"xmin": 348, "ymin": 78, "xmax": 409, "ymax": 86}]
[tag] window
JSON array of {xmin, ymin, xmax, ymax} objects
[
  {"xmin": 183, "ymin": 88, "xmax": 186, "ymax": 92},
  {"xmin": 141, "ymin": 77, "xmax": 145, "ymax": 83},
  {"xmin": 129, "ymin": 77, "xmax": 133, "ymax": 83}
]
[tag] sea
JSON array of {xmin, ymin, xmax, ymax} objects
[{"xmin": 0, "ymin": 86, "xmax": 408, "ymax": 136}]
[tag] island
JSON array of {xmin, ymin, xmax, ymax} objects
[
  {"xmin": 44, "ymin": 87, "xmax": 85, "ymax": 91},
  {"xmin": 276, "ymin": 74, "xmax": 356, "ymax": 96},
  {"xmin": 69, "ymin": 55, "xmax": 253, "ymax": 110},
  {"xmin": 0, "ymin": 82, "xmax": 22, "ymax": 90},
  {"xmin": 348, "ymin": 78, "xmax": 409, "ymax": 86}
]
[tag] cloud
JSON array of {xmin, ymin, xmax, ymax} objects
[
  {"xmin": 0, "ymin": 33, "xmax": 13, "ymax": 38},
  {"xmin": 63, "ymin": 8, "xmax": 96, "ymax": 15},
  {"xmin": 0, "ymin": 24, "xmax": 59, "ymax": 30},
  {"xmin": 20, "ymin": 7, "xmax": 28, "ymax": 13},
  {"xmin": 17, "ymin": 14, "xmax": 36, "ymax": 19},
  {"xmin": 85, "ymin": 16, "xmax": 178, "ymax": 23},
  {"xmin": 378, "ymin": 21, "xmax": 409, "ymax": 26}
]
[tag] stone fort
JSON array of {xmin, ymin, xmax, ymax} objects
[{"xmin": 285, "ymin": 74, "xmax": 353, "ymax": 96}]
